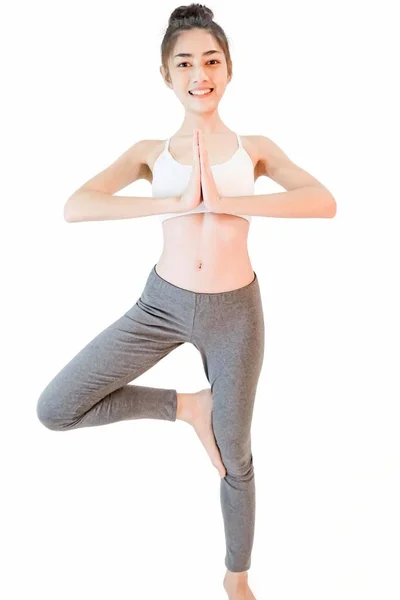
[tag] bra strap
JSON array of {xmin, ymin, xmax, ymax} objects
[{"xmin": 235, "ymin": 132, "xmax": 242, "ymax": 148}]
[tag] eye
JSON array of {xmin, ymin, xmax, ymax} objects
[{"xmin": 177, "ymin": 59, "xmax": 220, "ymax": 67}]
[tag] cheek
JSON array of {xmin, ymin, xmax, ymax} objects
[{"xmin": 214, "ymin": 75, "xmax": 228, "ymax": 89}]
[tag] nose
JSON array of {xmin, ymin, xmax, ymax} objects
[{"xmin": 192, "ymin": 64, "xmax": 210, "ymax": 83}]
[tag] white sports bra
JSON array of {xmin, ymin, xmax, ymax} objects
[{"xmin": 151, "ymin": 132, "xmax": 254, "ymax": 224}]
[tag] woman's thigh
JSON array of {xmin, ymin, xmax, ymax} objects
[
  {"xmin": 36, "ymin": 294, "xmax": 193, "ymax": 429},
  {"xmin": 191, "ymin": 278, "xmax": 265, "ymax": 471}
]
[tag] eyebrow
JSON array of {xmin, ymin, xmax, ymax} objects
[{"xmin": 173, "ymin": 49, "xmax": 223, "ymax": 59}]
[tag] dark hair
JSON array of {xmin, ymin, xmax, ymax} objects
[{"xmin": 161, "ymin": 3, "xmax": 232, "ymax": 84}]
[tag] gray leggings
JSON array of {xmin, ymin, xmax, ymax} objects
[{"xmin": 36, "ymin": 264, "xmax": 265, "ymax": 572}]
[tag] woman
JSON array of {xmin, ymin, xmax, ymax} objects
[{"xmin": 36, "ymin": 4, "xmax": 336, "ymax": 599}]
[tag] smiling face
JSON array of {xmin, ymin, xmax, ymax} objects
[{"xmin": 161, "ymin": 28, "xmax": 232, "ymax": 112}]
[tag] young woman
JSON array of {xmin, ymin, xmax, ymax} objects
[{"xmin": 36, "ymin": 4, "xmax": 336, "ymax": 599}]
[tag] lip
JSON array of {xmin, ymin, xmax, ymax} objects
[{"xmin": 189, "ymin": 87, "xmax": 214, "ymax": 93}]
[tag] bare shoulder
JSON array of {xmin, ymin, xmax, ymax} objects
[
  {"xmin": 241, "ymin": 135, "xmax": 267, "ymax": 180},
  {"xmin": 70, "ymin": 138, "xmax": 159, "ymax": 196},
  {"xmin": 250, "ymin": 134, "xmax": 331, "ymax": 192},
  {"xmin": 128, "ymin": 138, "xmax": 162, "ymax": 184},
  {"xmin": 248, "ymin": 134, "xmax": 294, "ymax": 179},
  {"xmin": 103, "ymin": 138, "xmax": 164, "ymax": 186}
]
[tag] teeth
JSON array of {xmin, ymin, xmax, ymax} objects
[{"xmin": 190, "ymin": 88, "xmax": 212, "ymax": 96}]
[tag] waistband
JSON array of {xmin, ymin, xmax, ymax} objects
[{"xmin": 149, "ymin": 263, "xmax": 259, "ymax": 300}]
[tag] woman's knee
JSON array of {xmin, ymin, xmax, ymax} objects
[
  {"xmin": 36, "ymin": 383, "xmax": 74, "ymax": 431},
  {"xmin": 219, "ymin": 439, "xmax": 255, "ymax": 481},
  {"xmin": 36, "ymin": 392, "xmax": 60, "ymax": 430}
]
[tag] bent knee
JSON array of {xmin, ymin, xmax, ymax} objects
[
  {"xmin": 36, "ymin": 399, "xmax": 63, "ymax": 430},
  {"xmin": 36, "ymin": 388, "xmax": 73, "ymax": 431}
]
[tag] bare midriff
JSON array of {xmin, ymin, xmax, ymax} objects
[{"xmin": 146, "ymin": 134, "xmax": 260, "ymax": 294}]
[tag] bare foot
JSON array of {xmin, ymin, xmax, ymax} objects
[
  {"xmin": 223, "ymin": 570, "xmax": 256, "ymax": 600},
  {"xmin": 178, "ymin": 388, "xmax": 226, "ymax": 478}
]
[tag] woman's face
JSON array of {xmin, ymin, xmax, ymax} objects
[{"xmin": 162, "ymin": 28, "xmax": 231, "ymax": 111}]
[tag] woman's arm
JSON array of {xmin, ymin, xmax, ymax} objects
[
  {"xmin": 216, "ymin": 187, "xmax": 336, "ymax": 218},
  {"xmin": 64, "ymin": 139, "xmax": 179, "ymax": 222},
  {"xmin": 64, "ymin": 190, "xmax": 179, "ymax": 222},
  {"xmin": 216, "ymin": 135, "xmax": 336, "ymax": 218}
]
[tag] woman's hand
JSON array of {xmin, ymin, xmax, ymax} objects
[
  {"xmin": 176, "ymin": 129, "xmax": 202, "ymax": 213},
  {"xmin": 198, "ymin": 130, "xmax": 222, "ymax": 213}
]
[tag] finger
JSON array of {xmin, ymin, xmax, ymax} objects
[
  {"xmin": 198, "ymin": 131, "xmax": 204, "ymax": 165},
  {"xmin": 193, "ymin": 129, "xmax": 200, "ymax": 172},
  {"xmin": 196, "ymin": 130, "xmax": 201, "ymax": 171},
  {"xmin": 199, "ymin": 132, "xmax": 205, "ymax": 174},
  {"xmin": 198, "ymin": 130, "xmax": 208, "ymax": 169}
]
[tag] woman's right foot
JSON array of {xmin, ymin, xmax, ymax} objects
[{"xmin": 177, "ymin": 388, "xmax": 226, "ymax": 478}]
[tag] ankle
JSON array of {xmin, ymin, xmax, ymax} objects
[{"xmin": 224, "ymin": 569, "xmax": 249, "ymax": 582}]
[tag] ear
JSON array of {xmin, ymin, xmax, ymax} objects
[{"xmin": 160, "ymin": 65, "xmax": 173, "ymax": 89}]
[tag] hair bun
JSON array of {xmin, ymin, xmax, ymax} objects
[{"xmin": 169, "ymin": 3, "xmax": 214, "ymax": 26}]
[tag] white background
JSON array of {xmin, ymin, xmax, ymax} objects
[{"xmin": 2, "ymin": 1, "xmax": 399, "ymax": 598}]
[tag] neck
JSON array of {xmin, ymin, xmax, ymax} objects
[{"xmin": 176, "ymin": 110, "xmax": 230, "ymax": 136}]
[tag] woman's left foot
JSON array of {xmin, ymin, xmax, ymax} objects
[{"xmin": 223, "ymin": 571, "xmax": 256, "ymax": 599}]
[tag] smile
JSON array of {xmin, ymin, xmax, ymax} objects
[{"xmin": 189, "ymin": 88, "xmax": 214, "ymax": 96}]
